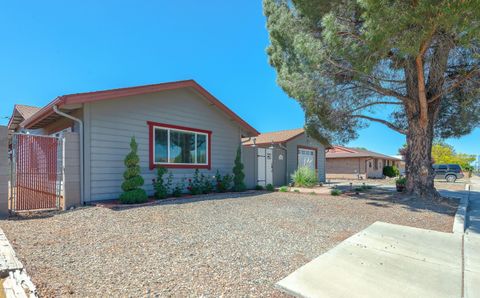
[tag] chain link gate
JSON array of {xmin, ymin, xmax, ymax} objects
[{"xmin": 10, "ymin": 134, "xmax": 63, "ymax": 212}]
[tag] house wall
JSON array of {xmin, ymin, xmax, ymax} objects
[
  {"xmin": 84, "ymin": 88, "xmax": 245, "ymax": 201},
  {"xmin": 285, "ymin": 134, "xmax": 326, "ymax": 183},
  {"xmin": 326, "ymin": 157, "xmax": 368, "ymax": 179},
  {"xmin": 273, "ymin": 148, "xmax": 287, "ymax": 186},
  {"xmin": 327, "ymin": 157, "xmax": 400, "ymax": 179},
  {"xmin": 242, "ymin": 146, "xmax": 286, "ymax": 188}
]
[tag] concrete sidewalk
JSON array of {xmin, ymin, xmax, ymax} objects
[
  {"xmin": 464, "ymin": 176, "xmax": 480, "ymax": 298},
  {"xmin": 277, "ymin": 222, "xmax": 462, "ymax": 298}
]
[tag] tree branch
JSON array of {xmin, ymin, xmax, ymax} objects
[
  {"xmin": 349, "ymin": 101, "xmax": 403, "ymax": 113},
  {"xmin": 427, "ymin": 68, "xmax": 480, "ymax": 104},
  {"xmin": 352, "ymin": 114, "xmax": 407, "ymax": 135},
  {"xmin": 416, "ymin": 26, "xmax": 437, "ymax": 127},
  {"xmin": 325, "ymin": 56, "xmax": 411, "ymax": 102}
]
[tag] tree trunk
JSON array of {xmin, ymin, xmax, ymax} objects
[{"xmin": 404, "ymin": 111, "xmax": 440, "ymax": 199}]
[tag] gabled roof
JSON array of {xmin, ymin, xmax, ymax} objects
[
  {"xmin": 326, "ymin": 146, "xmax": 401, "ymax": 160},
  {"xmin": 242, "ymin": 128, "xmax": 305, "ymax": 146},
  {"xmin": 8, "ymin": 104, "xmax": 41, "ymax": 132},
  {"xmin": 19, "ymin": 80, "xmax": 259, "ymax": 136}
]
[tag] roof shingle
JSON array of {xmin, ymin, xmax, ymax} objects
[
  {"xmin": 326, "ymin": 146, "xmax": 401, "ymax": 160},
  {"xmin": 242, "ymin": 128, "xmax": 304, "ymax": 145}
]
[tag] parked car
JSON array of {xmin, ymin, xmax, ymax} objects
[{"xmin": 432, "ymin": 164, "xmax": 464, "ymax": 182}]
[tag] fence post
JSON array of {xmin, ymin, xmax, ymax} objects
[
  {"xmin": 0, "ymin": 126, "xmax": 9, "ymax": 217},
  {"xmin": 62, "ymin": 132, "xmax": 81, "ymax": 210}
]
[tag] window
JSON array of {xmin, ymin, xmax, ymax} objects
[{"xmin": 148, "ymin": 121, "xmax": 211, "ymax": 169}]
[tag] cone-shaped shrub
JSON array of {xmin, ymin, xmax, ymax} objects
[
  {"xmin": 232, "ymin": 146, "xmax": 246, "ymax": 192},
  {"xmin": 119, "ymin": 137, "xmax": 148, "ymax": 204}
]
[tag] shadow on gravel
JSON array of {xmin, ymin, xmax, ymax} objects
[
  {"xmin": 339, "ymin": 186, "xmax": 458, "ymax": 217},
  {"xmin": 95, "ymin": 190, "xmax": 270, "ymax": 212}
]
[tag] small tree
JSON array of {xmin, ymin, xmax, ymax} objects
[
  {"xmin": 153, "ymin": 166, "xmax": 169, "ymax": 199},
  {"xmin": 232, "ymin": 146, "xmax": 246, "ymax": 192},
  {"xmin": 120, "ymin": 137, "xmax": 148, "ymax": 204}
]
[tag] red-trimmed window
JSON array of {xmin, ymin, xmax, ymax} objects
[{"xmin": 147, "ymin": 121, "xmax": 212, "ymax": 170}]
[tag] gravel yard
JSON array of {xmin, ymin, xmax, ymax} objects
[{"xmin": 1, "ymin": 191, "xmax": 457, "ymax": 297}]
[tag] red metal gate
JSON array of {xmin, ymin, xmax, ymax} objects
[{"xmin": 10, "ymin": 134, "xmax": 62, "ymax": 211}]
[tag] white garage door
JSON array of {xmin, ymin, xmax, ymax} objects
[{"xmin": 298, "ymin": 148, "xmax": 315, "ymax": 170}]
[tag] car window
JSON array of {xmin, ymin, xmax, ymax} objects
[
  {"xmin": 438, "ymin": 165, "xmax": 448, "ymax": 170},
  {"xmin": 448, "ymin": 164, "xmax": 461, "ymax": 171}
]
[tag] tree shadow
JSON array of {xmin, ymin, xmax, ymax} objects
[
  {"xmin": 339, "ymin": 185, "xmax": 459, "ymax": 216},
  {"xmin": 94, "ymin": 190, "xmax": 271, "ymax": 212}
]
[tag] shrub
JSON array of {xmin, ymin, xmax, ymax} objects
[
  {"xmin": 172, "ymin": 178, "xmax": 185, "ymax": 197},
  {"xmin": 331, "ymin": 189, "xmax": 342, "ymax": 196},
  {"xmin": 215, "ymin": 170, "xmax": 233, "ymax": 193},
  {"xmin": 396, "ymin": 176, "xmax": 407, "ymax": 186},
  {"xmin": 383, "ymin": 165, "xmax": 400, "ymax": 178},
  {"xmin": 120, "ymin": 137, "xmax": 148, "ymax": 204},
  {"xmin": 279, "ymin": 186, "xmax": 288, "ymax": 192},
  {"xmin": 266, "ymin": 184, "xmax": 275, "ymax": 191},
  {"xmin": 255, "ymin": 185, "xmax": 264, "ymax": 190},
  {"xmin": 201, "ymin": 173, "xmax": 214, "ymax": 194},
  {"xmin": 232, "ymin": 147, "xmax": 246, "ymax": 192},
  {"xmin": 153, "ymin": 167, "xmax": 169, "ymax": 199},
  {"xmin": 187, "ymin": 169, "xmax": 204, "ymax": 195},
  {"xmin": 294, "ymin": 189, "xmax": 300, "ymax": 193},
  {"xmin": 291, "ymin": 166, "xmax": 318, "ymax": 187}
]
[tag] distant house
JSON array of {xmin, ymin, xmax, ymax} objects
[
  {"xmin": 242, "ymin": 128, "xmax": 328, "ymax": 187},
  {"xmin": 326, "ymin": 146, "xmax": 402, "ymax": 179}
]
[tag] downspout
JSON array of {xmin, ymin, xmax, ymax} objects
[{"xmin": 53, "ymin": 105, "xmax": 84, "ymax": 205}]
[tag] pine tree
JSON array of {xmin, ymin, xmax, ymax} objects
[
  {"xmin": 119, "ymin": 137, "xmax": 148, "ymax": 204},
  {"xmin": 232, "ymin": 146, "xmax": 246, "ymax": 192}
]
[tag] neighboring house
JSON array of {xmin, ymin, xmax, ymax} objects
[
  {"xmin": 7, "ymin": 105, "xmax": 41, "ymax": 135},
  {"xmin": 242, "ymin": 128, "xmax": 328, "ymax": 187},
  {"xmin": 326, "ymin": 146, "xmax": 402, "ymax": 179},
  {"xmin": 8, "ymin": 80, "xmax": 259, "ymax": 203}
]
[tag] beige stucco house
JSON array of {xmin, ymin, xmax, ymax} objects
[{"xmin": 326, "ymin": 146, "xmax": 402, "ymax": 179}]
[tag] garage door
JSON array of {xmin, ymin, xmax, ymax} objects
[{"xmin": 298, "ymin": 148, "xmax": 316, "ymax": 170}]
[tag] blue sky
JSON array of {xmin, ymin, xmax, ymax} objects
[{"xmin": 0, "ymin": 1, "xmax": 478, "ymax": 157}]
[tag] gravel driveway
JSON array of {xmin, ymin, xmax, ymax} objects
[{"xmin": 1, "ymin": 191, "xmax": 457, "ymax": 297}]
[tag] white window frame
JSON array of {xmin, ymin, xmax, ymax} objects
[{"xmin": 153, "ymin": 126, "xmax": 209, "ymax": 166}]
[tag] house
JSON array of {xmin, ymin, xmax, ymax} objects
[
  {"xmin": 326, "ymin": 146, "xmax": 402, "ymax": 179},
  {"xmin": 8, "ymin": 80, "xmax": 259, "ymax": 204},
  {"xmin": 242, "ymin": 128, "xmax": 328, "ymax": 187}
]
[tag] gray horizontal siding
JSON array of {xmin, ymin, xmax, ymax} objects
[{"xmin": 85, "ymin": 88, "xmax": 242, "ymax": 201}]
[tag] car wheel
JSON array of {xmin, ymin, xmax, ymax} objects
[{"xmin": 445, "ymin": 175, "xmax": 456, "ymax": 183}]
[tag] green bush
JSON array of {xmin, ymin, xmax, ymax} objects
[
  {"xmin": 395, "ymin": 176, "xmax": 407, "ymax": 186},
  {"xmin": 291, "ymin": 166, "xmax": 318, "ymax": 187},
  {"xmin": 331, "ymin": 189, "xmax": 342, "ymax": 196},
  {"xmin": 172, "ymin": 178, "xmax": 185, "ymax": 197},
  {"xmin": 120, "ymin": 137, "xmax": 148, "ymax": 204},
  {"xmin": 266, "ymin": 184, "xmax": 275, "ymax": 191},
  {"xmin": 255, "ymin": 185, "xmax": 264, "ymax": 190},
  {"xmin": 383, "ymin": 165, "xmax": 400, "ymax": 177},
  {"xmin": 215, "ymin": 170, "xmax": 233, "ymax": 193},
  {"xmin": 279, "ymin": 186, "xmax": 288, "ymax": 192},
  {"xmin": 232, "ymin": 147, "xmax": 246, "ymax": 192},
  {"xmin": 153, "ymin": 167, "xmax": 169, "ymax": 199},
  {"xmin": 294, "ymin": 189, "xmax": 300, "ymax": 193}
]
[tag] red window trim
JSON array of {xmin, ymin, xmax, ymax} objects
[
  {"xmin": 297, "ymin": 145, "xmax": 318, "ymax": 170},
  {"xmin": 147, "ymin": 121, "xmax": 212, "ymax": 170}
]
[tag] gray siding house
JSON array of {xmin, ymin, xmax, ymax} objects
[
  {"xmin": 12, "ymin": 80, "xmax": 259, "ymax": 202},
  {"xmin": 242, "ymin": 128, "xmax": 328, "ymax": 187}
]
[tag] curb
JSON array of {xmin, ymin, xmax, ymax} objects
[
  {"xmin": 453, "ymin": 185, "xmax": 470, "ymax": 234},
  {"xmin": 0, "ymin": 229, "xmax": 37, "ymax": 297}
]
